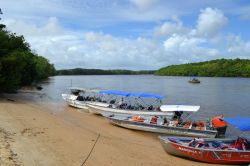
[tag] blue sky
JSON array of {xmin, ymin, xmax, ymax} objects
[{"xmin": 1, "ymin": 0, "xmax": 250, "ymax": 70}]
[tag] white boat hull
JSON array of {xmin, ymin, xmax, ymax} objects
[
  {"xmin": 108, "ymin": 117, "xmax": 217, "ymax": 138},
  {"xmin": 61, "ymin": 94, "xmax": 89, "ymax": 110},
  {"xmin": 87, "ymin": 103, "xmax": 174, "ymax": 117}
]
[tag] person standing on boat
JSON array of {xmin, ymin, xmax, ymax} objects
[{"xmin": 211, "ymin": 115, "xmax": 228, "ymax": 137}]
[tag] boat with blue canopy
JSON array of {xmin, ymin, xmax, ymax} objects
[
  {"xmin": 87, "ymin": 90, "xmax": 173, "ymax": 116},
  {"xmin": 159, "ymin": 116, "xmax": 250, "ymax": 164}
]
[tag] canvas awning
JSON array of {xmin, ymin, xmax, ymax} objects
[
  {"xmin": 222, "ymin": 117, "xmax": 250, "ymax": 132},
  {"xmin": 129, "ymin": 93, "xmax": 163, "ymax": 100}
]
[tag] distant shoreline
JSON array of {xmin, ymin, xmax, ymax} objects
[
  {"xmin": 155, "ymin": 58, "xmax": 250, "ymax": 78},
  {"xmin": 56, "ymin": 59, "xmax": 250, "ymax": 77},
  {"xmin": 56, "ymin": 68, "xmax": 155, "ymax": 75}
]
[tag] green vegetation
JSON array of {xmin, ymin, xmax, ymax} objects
[
  {"xmin": 155, "ymin": 59, "xmax": 250, "ymax": 77},
  {"xmin": 56, "ymin": 68, "xmax": 155, "ymax": 75},
  {"xmin": 0, "ymin": 24, "xmax": 55, "ymax": 92}
]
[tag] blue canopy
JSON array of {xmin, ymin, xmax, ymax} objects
[
  {"xmin": 99, "ymin": 90, "xmax": 163, "ymax": 99},
  {"xmin": 129, "ymin": 92, "xmax": 163, "ymax": 100},
  {"xmin": 222, "ymin": 117, "xmax": 250, "ymax": 132},
  {"xmin": 99, "ymin": 90, "xmax": 130, "ymax": 97}
]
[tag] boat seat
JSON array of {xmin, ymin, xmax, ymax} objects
[
  {"xmin": 204, "ymin": 142, "xmax": 217, "ymax": 149},
  {"xmin": 168, "ymin": 120, "xmax": 178, "ymax": 127},
  {"xmin": 183, "ymin": 121, "xmax": 192, "ymax": 129},
  {"xmin": 211, "ymin": 141, "xmax": 222, "ymax": 149},
  {"xmin": 157, "ymin": 119, "xmax": 163, "ymax": 125}
]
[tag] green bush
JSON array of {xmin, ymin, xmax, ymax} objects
[
  {"xmin": 0, "ymin": 24, "xmax": 55, "ymax": 92},
  {"xmin": 155, "ymin": 59, "xmax": 250, "ymax": 77}
]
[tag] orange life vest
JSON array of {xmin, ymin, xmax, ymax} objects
[
  {"xmin": 131, "ymin": 116, "xmax": 144, "ymax": 122},
  {"xmin": 211, "ymin": 116, "xmax": 227, "ymax": 128}
]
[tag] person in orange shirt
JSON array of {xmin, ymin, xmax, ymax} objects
[{"xmin": 212, "ymin": 115, "xmax": 227, "ymax": 128}]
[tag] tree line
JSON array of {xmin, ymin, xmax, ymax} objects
[
  {"xmin": 56, "ymin": 68, "xmax": 155, "ymax": 75},
  {"xmin": 155, "ymin": 59, "xmax": 250, "ymax": 77},
  {"xmin": 0, "ymin": 24, "xmax": 55, "ymax": 92}
]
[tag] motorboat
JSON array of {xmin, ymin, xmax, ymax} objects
[
  {"xmin": 61, "ymin": 87, "xmax": 100, "ymax": 109},
  {"xmin": 189, "ymin": 78, "xmax": 201, "ymax": 84},
  {"xmin": 159, "ymin": 117, "xmax": 250, "ymax": 164},
  {"xmin": 105, "ymin": 106, "xmax": 227, "ymax": 138},
  {"xmin": 87, "ymin": 90, "xmax": 175, "ymax": 117}
]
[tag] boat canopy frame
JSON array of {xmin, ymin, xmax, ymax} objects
[
  {"xmin": 160, "ymin": 105, "xmax": 201, "ymax": 124},
  {"xmin": 98, "ymin": 90, "xmax": 164, "ymax": 110},
  {"xmin": 69, "ymin": 87, "xmax": 100, "ymax": 93},
  {"xmin": 99, "ymin": 90, "xmax": 164, "ymax": 100}
]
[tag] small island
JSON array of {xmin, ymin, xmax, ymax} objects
[{"xmin": 155, "ymin": 59, "xmax": 250, "ymax": 77}]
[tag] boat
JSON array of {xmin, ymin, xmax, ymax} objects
[
  {"xmin": 105, "ymin": 106, "xmax": 227, "ymax": 138},
  {"xmin": 61, "ymin": 87, "xmax": 100, "ymax": 109},
  {"xmin": 159, "ymin": 117, "xmax": 250, "ymax": 164},
  {"xmin": 87, "ymin": 90, "xmax": 175, "ymax": 117},
  {"xmin": 188, "ymin": 78, "xmax": 201, "ymax": 84}
]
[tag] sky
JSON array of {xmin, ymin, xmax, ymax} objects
[{"xmin": 0, "ymin": 0, "xmax": 250, "ymax": 70}]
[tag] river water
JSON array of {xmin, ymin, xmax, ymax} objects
[
  {"xmin": 41, "ymin": 75, "xmax": 250, "ymax": 116},
  {"xmin": 38, "ymin": 75, "xmax": 250, "ymax": 135}
]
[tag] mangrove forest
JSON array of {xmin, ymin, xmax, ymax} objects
[
  {"xmin": 0, "ymin": 24, "xmax": 55, "ymax": 92},
  {"xmin": 155, "ymin": 59, "xmax": 250, "ymax": 77}
]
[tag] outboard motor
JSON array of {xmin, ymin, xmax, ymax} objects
[{"xmin": 211, "ymin": 116, "xmax": 227, "ymax": 138}]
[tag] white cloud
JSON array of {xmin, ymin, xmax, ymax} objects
[
  {"xmin": 2, "ymin": 2, "xmax": 250, "ymax": 70},
  {"xmin": 229, "ymin": 6, "xmax": 250, "ymax": 20},
  {"xmin": 154, "ymin": 17, "xmax": 189, "ymax": 37},
  {"xmin": 3, "ymin": 17, "xmax": 63, "ymax": 37},
  {"xmin": 226, "ymin": 34, "xmax": 250, "ymax": 58},
  {"xmin": 195, "ymin": 7, "xmax": 228, "ymax": 38},
  {"xmin": 130, "ymin": 0, "xmax": 159, "ymax": 11},
  {"xmin": 163, "ymin": 34, "xmax": 219, "ymax": 62},
  {"xmin": 153, "ymin": 7, "xmax": 228, "ymax": 39},
  {"xmin": 3, "ymin": 17, "xmax": 168, "ymax": 69}
]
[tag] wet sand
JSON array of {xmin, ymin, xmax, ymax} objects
[{"xmin": 0, "ymin": 93, "xmax": 238, "ymax": 166}]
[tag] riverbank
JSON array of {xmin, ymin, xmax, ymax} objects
[{"xmin": 0, "ymin": 92, "xmax": 231, "ymax": 166}]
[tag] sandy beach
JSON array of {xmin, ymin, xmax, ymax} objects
[{"xmin": 0, "ymin": 92, "xmax": 237, "ymax": 166}]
